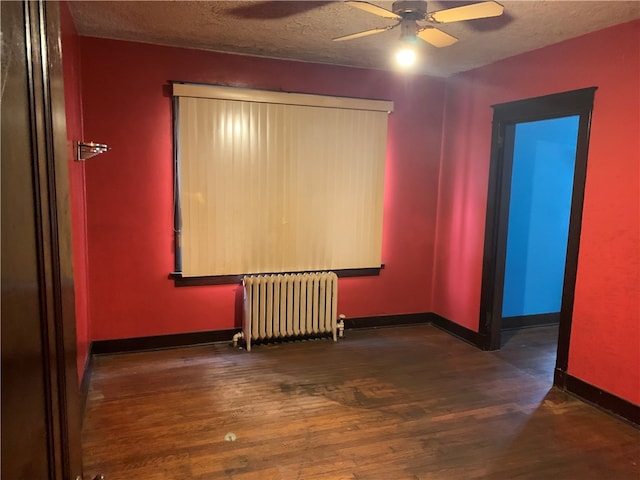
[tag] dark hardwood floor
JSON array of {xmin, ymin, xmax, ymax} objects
[{"xmin": 82, "ymin": 325, "xmax": 639, "ymax": 479}]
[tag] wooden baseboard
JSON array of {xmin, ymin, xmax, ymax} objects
[
  {"xmin": 88, "ymin": 313, "xmax": 467, "ymax": 355},
  {"xmin": 84, "ymin": 315, "xmax": 638, "ymax": 427},
  {"xmin": 343, "ymin": 313, "xmax": 431, "ymax": 330},
  {"xmin": 429, "ymin": 313, "xmax": 482, "ymax": 347},
  {"xmin": 80, "ymin": 351, "xmax": 93, "ymax": 424},
  {"xmin": 502, "ymin": 313, "xmax": 560, "ymax": 330},
  {"xmin": 91, "ymin": 329, "xmax": 240, "ymax": 355},
  {"xmin": 89, "ymin": 314, "xmax": 433, "ymax": 356},
  {"xmin": 555, "ymin": 369, "xmax": 639, "ymax": 426}
]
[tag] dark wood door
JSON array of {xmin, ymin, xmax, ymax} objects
[{"xmin": 1, "ymin": 1, "xmax": 83, "ymax": 479}]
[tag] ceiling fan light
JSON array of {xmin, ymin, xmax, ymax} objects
[{"xmin": 396, "ymin": 47, "xmax": 416, "ymax": 67}]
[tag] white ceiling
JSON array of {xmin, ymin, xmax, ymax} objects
[{"xmin": 69, "ymin": 1, "xmax": 640, "ymax": 77}]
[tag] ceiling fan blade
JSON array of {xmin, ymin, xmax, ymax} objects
[
  {"xmin": 429, "ymin": 1, "xmax": 504, "ymax": 23},
  {"xmin": 344, "ymin": 1, "xmax": 400, "ymax": 19},
  {"xmin": 417, "ymin": 28, "xmax": 458, "ymax": 47},
  {"xmin": 332, "ymin": 27, "xmax": 391, "ymax": 42}
]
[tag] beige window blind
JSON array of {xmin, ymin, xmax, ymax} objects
[{"xmin": 173, "ymin": 83, "xmax": 393, "ymax": 277}]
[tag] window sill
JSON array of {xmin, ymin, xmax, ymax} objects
[{"xmin": 169, "ymin": 266, "xmax": 384, "ymax": 287}]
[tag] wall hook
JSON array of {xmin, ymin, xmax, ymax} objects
[{"xmin": 76, "ymin": 141, "xmax": 110, "ymax": 161}]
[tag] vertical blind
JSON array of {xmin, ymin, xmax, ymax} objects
[{"xmin": 173, "ymin": 83, "xmax": 393, "ymax": 277}]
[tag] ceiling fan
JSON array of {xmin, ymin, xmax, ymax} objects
[{"xmin": 333, "ymin": 1, "xmax": 504, "ymax": 47}]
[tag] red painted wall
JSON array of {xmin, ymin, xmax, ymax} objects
[
  {"xmin": 60, "ymin": 1, "xmax": 90, "ymax": 383},
  {"xmin": 79, "ymin": 37, "xmax": 445, "ymax": 340},
  {"xmin": 432, "ymin": 20, "xmax": 640, "ymax": 404}
]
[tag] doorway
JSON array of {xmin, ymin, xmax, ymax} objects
[
  {"xmin": 502, "ymin": 115, "xmax": 579, "ymax": 329},
  {"xmin": 478, "ymin": 88, "xmax": 596, "ymax": 387}
]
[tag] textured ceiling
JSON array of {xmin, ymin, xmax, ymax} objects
[{"xmin": 69, "ymin": 1, "xmax": 640, "ymax": 77}]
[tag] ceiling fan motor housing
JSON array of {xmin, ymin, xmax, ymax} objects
[{"xmin": 392, "ymin": 0, "xmax": 428, "ymax": 20}]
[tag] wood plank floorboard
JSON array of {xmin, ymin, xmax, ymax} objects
[{"xmin": 82, "ymin": 325, "xmax": 639, "ymax": 479}]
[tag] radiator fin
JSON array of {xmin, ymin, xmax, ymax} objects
[{"xmin": 242, "ymin": 272, "xmax": 338, "ymax": 351}]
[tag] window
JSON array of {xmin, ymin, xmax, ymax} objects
[{"xmin": 173, "ymin": 83, "xmax": 393, "ymax": 278}]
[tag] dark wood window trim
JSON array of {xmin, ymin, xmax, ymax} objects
[{"xmin": 169, "ymin": 265, "xmax": 384, "ymax": 287}]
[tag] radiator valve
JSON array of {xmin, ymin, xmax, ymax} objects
[
  {"xmin": 338, "ymin": 314, "xmax": 346, "ymax": 338},
  {"xmin": 232, "ymin": 331, "xmax": 244, "ymax": 347}
]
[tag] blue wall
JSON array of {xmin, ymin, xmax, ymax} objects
[{"xmin": 502, "ymin": 116, "xmax": 579, "ymax": 317}]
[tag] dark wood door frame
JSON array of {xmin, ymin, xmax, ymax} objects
[
  {"xmin": 478, "ymin": 88, "xmax": 597, "ymax": 385},
  {"xmin": 1, "ymin": 1, "xmax": 83, "ymax": 478}
]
